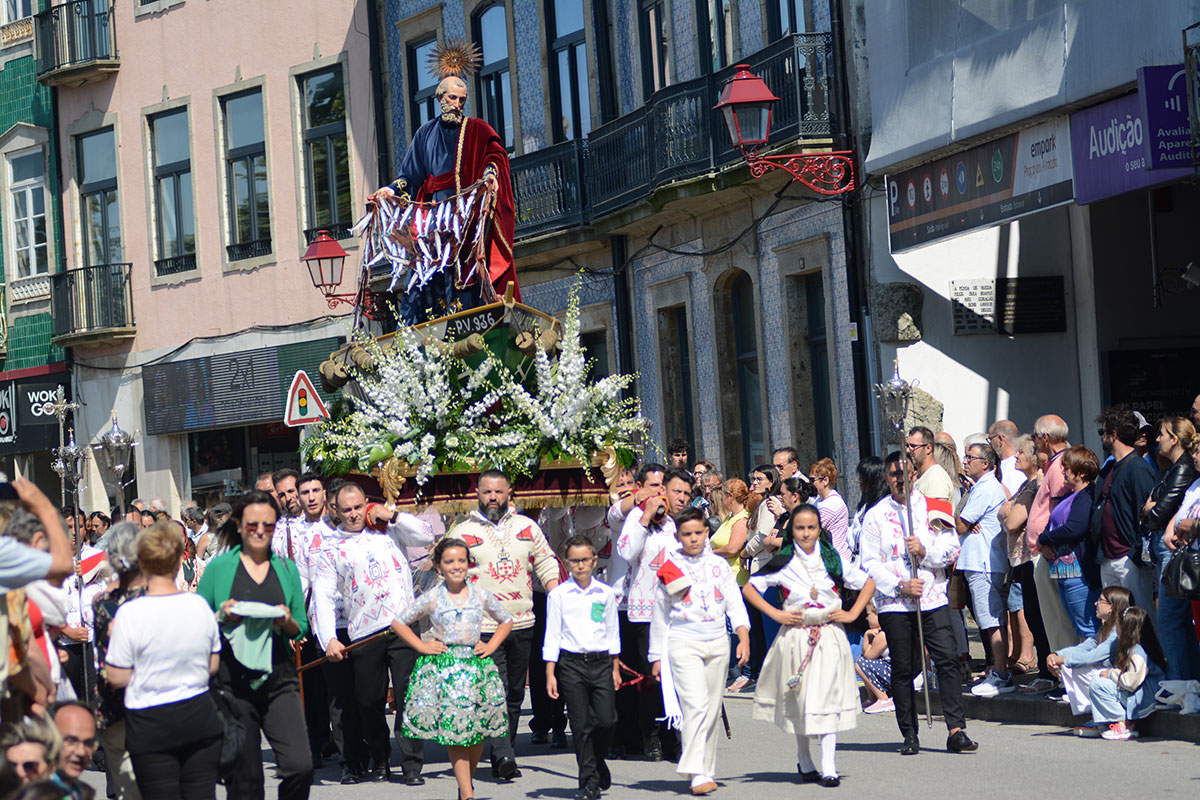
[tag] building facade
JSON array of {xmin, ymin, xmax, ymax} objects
[
  {"xmin": 38, "ymin": 0, "xmax": 381, "ymax": 511},
  {"xmin": 379, "ymin": 0, "xmax": 869, "ymax": 483},
  {"xmin": 0, "ymin": 1, "xmax": 70, "ymax": 495},
  {"xmin": 859, "ymin": 1, "xmax": 1200, "ymax": 454}
]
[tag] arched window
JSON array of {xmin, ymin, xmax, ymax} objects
[{"xmin": 473, "ymin": 3, "xmax": 514, "ymax": 150}]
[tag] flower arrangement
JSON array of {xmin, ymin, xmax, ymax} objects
[{"xmin": 300, "ymin": 282, "xmax": 645, "ymax": 484}]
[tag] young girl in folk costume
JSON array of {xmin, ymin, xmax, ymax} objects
[
  {"xmin": 1046, "ymin": 585, "xmax": 1131, "ymax": 736},
  {"xmin": 743, "ymin": 504, "xmax": 875, "ymax": 787},
  {"xmin": 1085, "ymin": 605, "xmax": 1165, "ymax": 740},
  {"xmin": 649, "ymin": 508, "xmax": 750, "ymax": 796},
  {"xmin": 392, "ymin": 538, "xmax": 513, "ymax": 800}
]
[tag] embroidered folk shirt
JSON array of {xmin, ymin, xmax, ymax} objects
[{"xmin": 859, "ymin": 492, "xmax": 960, "ymax": 614}]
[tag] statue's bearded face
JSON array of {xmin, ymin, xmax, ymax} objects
[{"xmin": 438, "ymin": 78, "xmax": 468, "ymax": 126}]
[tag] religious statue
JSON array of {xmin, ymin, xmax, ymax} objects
[{"xmin": 371, "ymin": 39, "xmax": 519, "ymax": 325}]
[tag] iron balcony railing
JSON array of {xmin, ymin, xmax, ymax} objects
[
  {"xmin": 227, "ymin": 238, "xmax": 272, "ymax": 262},
  {"xmin": 50, "ymin": 262, "xmax": 134, "ymax": 342},
  {"xmin": 305, "ymin": 222, "xmax": 353, "ymax": 244},
  {"xmin": 154, "ymin": 253, "xmax": 196, "ymax": 277},
  {"xmin": 34, "ymin": 0, "xmax": 118, "ymax": 83},
  {"xmin": 511, "ymin": 33, "xmax": 834, "ymax": 240}
]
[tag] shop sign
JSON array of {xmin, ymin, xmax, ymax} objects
[
  {"xmin": 1068, "ymin": 93, "xmax": 1194, "ymax": 205},
  {"xmin": 0, "ymin": 384, "xmax": 15, "ymax": 445},
  {"xmin": 887, "ymin": 116, "xmax": 1074, "ymax": 253},
  {"xmin": 0, "ymin": 379, "xmax": 70, "ymax": 454},
  {"xmin": 1137, "ymin": 65, "xmax": 1197, "ymax": 169}
]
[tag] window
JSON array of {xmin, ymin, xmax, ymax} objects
[
  {"xmin": 77, "ymin": 127, "xmax": 121, "ymax": 267},
  {"xmin": 473, "ymin": 3, "xmax": 514, "ymax": 150},
  {"xmin": 580, "ymin": 328, "xmax": 610, "ymax": 381},
  {"xmin": 2, "ymin": 0, "xmax": 31, "ymax": 24},
  {"xmin": 730, "ymin": 272, "xmax": 764, "ymax": 472},
  {"xmin": 150, "ymin": 108, "xmax": 195, "ymax": 276},
  {"xmin": 7, "ymin": 149, "xmax": 47, "ymax": 280},
  {"xmin": 769, "ymin": 0, "xmax": 810, "ymax": 41},
  {"xmin": 300, "ymin": 66, "xmax": 352, "ymax": 241},
  {"xmin": 222, "ymin": 90, "xmax": 270, "ymax": 261},
  {"xmin": 657, "ymin": 306, "xmax": 696, "ymax": 458},
  {"xmin": 547, "ymin": 0, "xmax": 590, "ymax": 142},
  {"xmin": 408, "ymin": 37, "xmax": 439, "ymax": 133},
  {"xmin": 639, "ymin": 0, "xmax": 669, "ymax": 99},
  {"xmin": 700, "ymin": 0, "xmax": 733, "ymax": 74},
  {"xmin": 803, "ymin": 272, "xmax": 834, "ymax": 461},
  {"xmin": 784, "ymin": 271, "xmax": 834, "ymax": 469}
]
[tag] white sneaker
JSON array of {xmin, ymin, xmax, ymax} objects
[{"xmin": 971, "ymin": 670, "xmax": 1015, "ymax": 697}]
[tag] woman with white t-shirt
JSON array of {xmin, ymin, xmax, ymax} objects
[{"xmin": 106, "ymin": 521, "xmax": 223, "ymax": 800}]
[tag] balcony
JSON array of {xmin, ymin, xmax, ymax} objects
[
  {"xmin": 34, "ymin": 0, "xmax": 119, "ymax": 88},
  {"xmin": 511, "ymin": 33, "xmax": 834, "ymax": 241},
  {"xmin": 50, "ymin": 263, "xmax": 135, "ymax": 348}
]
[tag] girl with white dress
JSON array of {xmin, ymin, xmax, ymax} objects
[{"xmin": 742, "ymin": 504, "xmax": 875, "ymax": 787}]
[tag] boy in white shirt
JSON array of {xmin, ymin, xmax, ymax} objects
[
  {"xmin": 545, "ymin": 535, "xmax": 621, "ymax": 800},
  {"xmin": 650, "ymin": 508, "xmax": 749, "ymax": 796}
]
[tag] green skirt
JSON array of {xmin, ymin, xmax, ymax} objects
[{"xmin": 401, "ymin": 645, "xmax": 508, "ymax": 746}]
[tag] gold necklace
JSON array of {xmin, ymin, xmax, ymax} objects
[{"xmin": 798, "ymin": 550, "xmax": 825, "ymax": 601}]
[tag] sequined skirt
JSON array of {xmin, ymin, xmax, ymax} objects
[{"xmin": 401, "ymin": 644, "xmax": 508, "ymax": 746}]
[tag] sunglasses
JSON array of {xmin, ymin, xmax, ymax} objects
[
  {"xmin": 12, "ymin": 761, "xmax": 44, "ymax": 775},
  {"xmin": 243, "ymin": 522, "xmax": 276, "ymax": 533}
]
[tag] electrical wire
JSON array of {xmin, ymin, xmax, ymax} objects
[{"xmin": 70, "ymin": 313, "xmax": 352, "ymax": 372}]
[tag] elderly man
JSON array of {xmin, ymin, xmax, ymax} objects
[
  {"xmin": 987, "ymin": 420, "xmax": 1025, "ymax": 494},
  {"xmin": 50, "ymin": 700, "xmax": 99, "ymax": 799},
  {"xmin": 772, "ymin": 446, "xmax": 809, "ymax": 482},
  {"xmin": 956, "ymin": 444, "xmax": 1014, "ymax": 696},
  {"xmin": 860, "ymin": 452, "xmax": 976, "ymax": 756},
  {"xmin": 374, "ymin": 55, "xmax": 516, "ymax": 324},
  {"xmin": 448, "ymin": 471, "xmax": 560, "ymax": 780}
]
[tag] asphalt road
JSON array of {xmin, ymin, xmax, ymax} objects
[{"xmin": 80, "ymin": 693, "xmax": 1200, "ymax": 799}]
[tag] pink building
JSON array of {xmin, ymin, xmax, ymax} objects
[{"xmin": 41, "ymin": 0, "xmax": 381, "ymax": 510}]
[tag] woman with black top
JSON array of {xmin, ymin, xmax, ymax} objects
[
  {"xmin": 197, "ymin": 491, "xmax": 311, "ymax": 800},
  {"xmin": 105, "ymin": 522, "xmax": 223, "ymax": 800}
]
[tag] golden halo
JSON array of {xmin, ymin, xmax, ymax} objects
[{"xmin": 427, "ymin": 38, "xmax": 482, "ymax": 80}]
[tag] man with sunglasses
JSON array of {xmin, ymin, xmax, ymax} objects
[{"xmin": 906, "ymin": 426, "xmax": 955, "ymax": 503}]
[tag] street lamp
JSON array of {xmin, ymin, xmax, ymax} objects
[
  {"xmin": 874, "ymin": 360, "xmax": 932, "ymax": 727},
  {"xmin": 302, "ymin": 230, "xmax": 354, "ymax": 309},
  {"xmin": 715, "ymin": 64, "xmax": 856, "ymax": 195},
  {"xmin": 92, "ymin": 411, "xmax": 138, "ymax": 517}
]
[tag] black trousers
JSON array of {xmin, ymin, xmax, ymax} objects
[
  {"xmin": 130, "ymin": 737, "xmax": 221, "ymax": 800},
  {"xmin": 299, "ymin": 637, "xmax": 330, "ymax": 756},
  {"xmin": 529, "ymin": 591, "xmax": 567, "ymax": 735},
  {"xmin": 1012, "ymin": 560, "xmax": 1052, "ymax": 674},
  {"xmin": 557, "ymin": 652, "xmax": 615, "ymax": 791},
  {"xmin": 878, "ymin": 606, "xmax": 967, "ymax": 739},
  {"xmin": 225, "ymin": 668, "xmax": 313, "ymax": 800},
  {"xmin": 482, "ymin": 626, "xmax": 535, "ymax": 765},
  {"xmin": 615, "ymin": 613, "xmax": 675, "ymax": 753},
  {"xmin": 59, "ymin": 641, "xmax": 95, "ymax": 702},
  {"xmin": 324, "ymin": 630, "xmax": 366, "ymax": 772},
  {"xmin": 351, "ymin": 630, "xmax": 423, "ymax": 774},
  {"xmin": 747, "ymin": 605, "xmax": 767, "ymax": 679}
]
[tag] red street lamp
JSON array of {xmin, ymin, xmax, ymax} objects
[
  {"xmin": 302, "ymin": 230, "xmax": 356, "ymax": 310},
  {"xmin": 715, "ymin": 64, "xmax": 856, "ymax": 196}
]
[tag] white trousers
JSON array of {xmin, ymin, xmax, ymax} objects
[
  {"xmin": 1033, "ymin": 554, "xmax": 1078, "ymax": 652},
  {"xmin": 1101, "ymin": 556, "xmax": 1155, "ymax": 615},
  {"xmin": 1062, "ymin": 664, "xmax": 1103, "ymax": 716},
  {"xmin": 668, "ymin": 635, "xmax": 729, "ymax": 780}
]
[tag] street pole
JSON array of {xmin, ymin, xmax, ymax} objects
[{"xmin": 876, "ymin": 361, "xmax": 933, "ymax": 727}]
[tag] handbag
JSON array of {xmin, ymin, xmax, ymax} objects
[
  {"xmin": 1163, "ymin": 544, "xmax": 1200, "ymax": 600},
  {"xmin": 209, "ymin": 683, "xmax": 247, "ymax": 777}
]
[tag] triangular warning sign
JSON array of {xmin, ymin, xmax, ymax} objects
[
  {"xmin": 284, "ymin": 370, "xmax": 329, "ymax": 427},
  {"xmin": 975, "ymin": 164, "xmax": 985, "ymax": 187}
]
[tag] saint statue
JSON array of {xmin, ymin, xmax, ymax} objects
[{"xmin": 372, "ymin": 39, "xmax": 519, "ymax": 325}]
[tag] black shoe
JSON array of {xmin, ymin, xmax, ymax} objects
[
  {"xmin": 492, "ymin": 756, "xmax": 519, "ymax": 781},
  {"xmin": 402, "ymin": 770, "xmax": 425, "ymax": 786},
  {"xmin": 530, "ymin": 730, "xmax": 550, "ymax": 745},
  {"xmin": 366, "ymin": 762, "xmax": 391, "ymax": 782},
  {"xmin": 598, "ymin": 760, "xmax": 612, "ymax": 790},
  {"xmin": 551, "ymin": 729, "xmax": 569, "ymax": 749},
  {"xmin": 607, "ymin": 742, "xmax": 625, "ymax": 760},
  {"xmin": 643, "ymin": 734, "xmax": 663, "ymax": 762},
  {"xmin": 574, "ymin": 789, "xmax": 599, "ymax": 800},
  {"xmin": 946, "ymin": 730, "xmax": 978, "ymax": 753},
  {"xmin": 321, "ymin": 740, "xmax": 339, "ymax": 758},
  {"xmin": 820, "ymin": 776, "xmax": 841, "ymax": 787},
  {"xmin": 798, "ymin": 766, "xmax": 821, "ymax": 783},
  {"xmin": 339, "ymin": 768, "xmax": 359, "ymax": 785},
  {"xmin": 899, "ymin": 735, "xmax": 920, "ymax": 756}
]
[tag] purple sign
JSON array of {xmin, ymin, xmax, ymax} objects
[
  {"xmin": 1137, "ymin": 65, "xmax": 1195, "ymax": 169},
  {"xmin": 1069, "ymin": 93, "xmax": 1194, "ymax": 205}
]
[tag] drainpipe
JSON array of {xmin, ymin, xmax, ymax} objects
[
  {"xmin": 365, "ymin": 0, "xmax": 393, "ymax": 187},
  {"xmin": 829, "ymin": 0, "xmax": 874, "ymax": 462}
]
